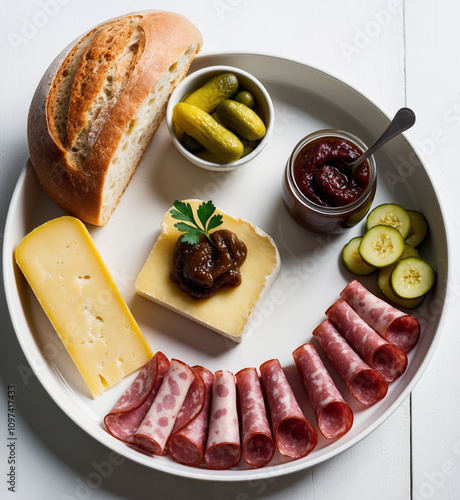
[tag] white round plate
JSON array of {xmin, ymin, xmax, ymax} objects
[{"xmin": 3, "ymin": 54, "xmax": 449, "ymax": 481}]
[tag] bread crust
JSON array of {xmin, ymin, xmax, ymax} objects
[{"xmin": 28, "ymin": 11, "xmax": 202, "ymax": 225}]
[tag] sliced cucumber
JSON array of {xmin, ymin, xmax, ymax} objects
[
  {"xmin": 366, "ymin": 203, "xmax": 411, "ymax": 240},
  {"xmin": 390, "ymin": 257, "xmax": 435, "ymax": 299},
  {"xmin": 401, "ymin": 243, "xmax": 419, "ymax": 259},
  {"xmin": 359, "ymin": 225, "xmax": 405, "ymax": 268},
  {"xmin": 405, "ymin": 210, "xmax": 428, "ymax": 247},
  {"xmin": 377, "ymin": 265, "xmax": 425, "ymax": 309},
  {"xmin": 342, "ymin": 237, "xmax": 376, "ymax": 275}
]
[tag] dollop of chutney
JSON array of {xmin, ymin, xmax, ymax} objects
[
  {"xmin": 294, "ymin": 137, "xmax": 370, "ymax": 207},
  {"xmin": 170, "ymin": 229, "xmax": 247, "ymax": 299}
]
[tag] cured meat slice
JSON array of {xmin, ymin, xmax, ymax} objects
[
  {"xmin": 340, "ymin": 280, "xmax": 421, "ymax": 352},
  {"xmin": 259, "ymin": 359, "xmax": 318, "ymax": 459},
  {"xmin": 313, "ymin": 320, "xmax": 388, "ymax": 406},
  {"xmin": 235, "ymin": 367, "xmax": 275, "ymax": 468},
  {"xmin": 292, "ymin": 343, "xmax": 353, "ymax": 439},
  {"xmin": 133, "ymin": 359, "xmax": 195, "ymax": 455},
  {"xmin": 326, "ymin": 299, "xmax": 408, "ymax": 383},
  {"xmin": 167, "ymin": 366, "xmax": 213, "ymax": 467},
  {"xmin": 205, "ymin": 371, "xmax": 241, "ymax": 470},
  {"xmin": 169, "ymin": 366, "xmax": 206, "ymax": 435},
  {"xmin": 104, "ymin": 351, "xmax": 169, "ymax": 442}
]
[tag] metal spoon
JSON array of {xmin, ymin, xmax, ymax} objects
[{"xmin": 349, "ymin": 107, "xmax": 416, "ymax": 173}]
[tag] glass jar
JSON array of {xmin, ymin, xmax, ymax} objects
[{"xmin": 282, "ymin": 129, "xmax": 377, "ymax": 234}]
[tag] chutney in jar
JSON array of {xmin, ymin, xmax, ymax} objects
[
  {"xmin": 294, "ymin": 137, "xmax": 370, "ymax": 207},
  {"xmin": 282, "ymin": 129, "xmax": 377, "ymax": 234}
]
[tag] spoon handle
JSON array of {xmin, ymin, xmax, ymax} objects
[{"xmin": 351, "ymin": 107, "xmax": 416, "ymax": 173}]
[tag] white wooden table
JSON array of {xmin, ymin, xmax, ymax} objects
[{"xmin": 1, "ymin": 1, "xmax": 459, "ymax": 498}]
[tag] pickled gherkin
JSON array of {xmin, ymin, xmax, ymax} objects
[
  {"xmin": 184, "ymin": 73, "xmax": 239, "ymax": 113},
  {"xmin": 234, "ymin": 90, "xmax": 255, "ymax": 108},
  {"xmin": 173, "ymin": 103, "xmax": 244, "ymax": 163},
  {"xmin": 216, "ymin": 100, "xmax": 266, "ymax": 141}
]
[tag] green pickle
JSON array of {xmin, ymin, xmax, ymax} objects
[
  {"xmin": 194, "ymin": 149, "xmax": 224, "ymax": 163},
  {"xmin": 216, "ymin": 100, "xmax": 266, "ymax": 141},
  {"xmin": 211, "ymin": 111, "xmax": 225, "ymax": 126},
  {"xmin": 181, "ymin": 133, "xmax": 204, "ymax": 152},
  {"xmin": 180, "ymin": 90, "xmax": 195, "ymax": 102},
  {"xmin": 241, "ymin": 140, "xmax": 255, "ymax": 157},
  {"xmin": 184, "ymin": 73, "xmax": 239, "ymax": 113},
  {"xmin": 173, "ymin": 102, "xmax": 244, "ymax": 163},
  {"xmin": 234, "ymin": 90, "xmax": 255, "ymax": 108}
]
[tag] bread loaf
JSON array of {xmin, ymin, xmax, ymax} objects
[{"xmin": 28, "ymin": 11, "xmax": 202, "ymax": 226}]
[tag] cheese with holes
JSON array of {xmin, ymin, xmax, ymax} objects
[
  {"xmin": 15, "ymin": 216, "xmax": 153, "ymax": 397},
  {"xmin": 135, "ymin": 200, "xmax": 281, "ymax": 342}
]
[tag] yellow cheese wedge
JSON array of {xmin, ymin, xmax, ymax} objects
[
  {"xmin": 135, "ymin": 200, "xmax": 281, "ymax": 342},
  {"xmin": 15, "ymin": 216, "xmax": 153, "ymax": 397}
]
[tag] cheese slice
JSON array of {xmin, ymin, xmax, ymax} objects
[
  {"xmin": 135, "ymin": 200, "xmax": 281, "ymax": 342},
  {"xmin": 15, "ymin": 216, "xmax": 153, "ymax": 397}
]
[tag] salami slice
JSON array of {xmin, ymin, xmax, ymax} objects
[
  {"xmin": 235, "ymin": 368, "xmax": 275, "ymax": 468},
  {"xmin": 167, "ymin": 366, "xmax": 213, "ymax": 467},
  {"xmin": 104, "ymin": 351, "xmax": 169, "ymax": 443},
  {"xmin": 340, "ymin": 279, "xmax": 421, "ymax": 352},
  {"xmin": 292, "ymin": 343, "xmax": 353, "ymax": 439},
  {"xmin": 133, "ymin": 359, "xmax": 195, "ymax": 455},
  {"xmin": 326, "ymin": 299, "xmax": 408, "ymax": 383},
  {"xmin": 313, "ymin": 320, "xmax": 388, "ymax": 406},
  {"xmin": 259, "ymin": 359, "xmax": 318, "ymax": 459},
  {"xmin": 169, "ymin": 366, "xmax": 206, "ymax": 434},
  {"xmin": 205, "ymin": 371, "xmax": 241, "ymax": 470}
]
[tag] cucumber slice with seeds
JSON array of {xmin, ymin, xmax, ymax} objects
[
  {"xmin": 342, "ymin": 237, "xmax": 376, "ymax": 275},
  {"xmin": 390, "ymin": 257, "xmax": 435, "ymax": 299},
  {"xmin": 366, "ymin": 203, "xmax": 411, "ymax": 240},
  {"xmin": 405, "ymin": 210, "xmax": 428, "ymax": 247},
  {"xmin": 359, "ymin": 225, "xmax": 405, "ymax": 268},
  {"xmin": 377, "ymin": 265, "xmax": 425, "ymax": 309}
]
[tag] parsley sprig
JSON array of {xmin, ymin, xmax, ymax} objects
[{"xmin": 170, "ymin": 200, "xmax": 223, "ymax": 246}]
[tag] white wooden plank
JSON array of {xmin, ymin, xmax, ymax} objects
[{"xmin": 405, "ymin": 1, "xmax": 460, "ymax": 498}]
